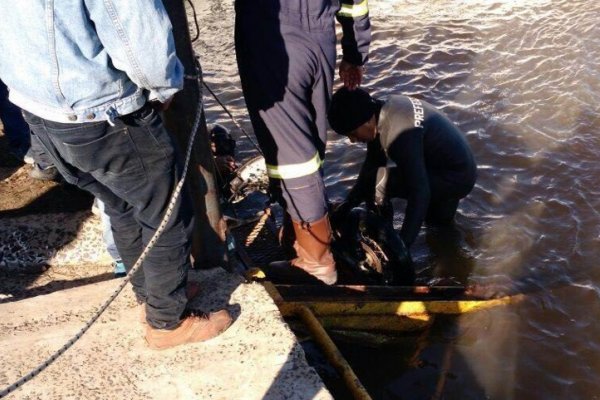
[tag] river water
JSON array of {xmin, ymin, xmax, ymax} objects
[{"xmin": 193, "ymin": 1, "xmax": 600, "ymax": 398}]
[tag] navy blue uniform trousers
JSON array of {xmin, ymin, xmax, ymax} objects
[
  {"xmin": 235, "ymin": 3, "xmax": 336, "ymax": 223},
  {"xmin": 0, "ymin": 79, "xmax": 29, "ymax": 153},
  {"xmin": 1, "ymin": 80, "xmax": 54, "ymax": 168},
  {"xmin": 22, "ymin": 105, "xmax": 193, "ymax": 329}
]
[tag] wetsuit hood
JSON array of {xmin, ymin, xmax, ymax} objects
[{"xmin": 328, "ymin": 87, "xmax": 379, "ymax": 135}]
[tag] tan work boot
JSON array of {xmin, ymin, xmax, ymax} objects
[
  {"xmin": 145, "ymin": 309, "xmax": 232, "ymax": 350},
  {"xmin": 139, "ymin": 280, "xmax": 202, "ymax": 324},
  {"xmin": 271, "ymin": 214, "xmax": 335, "ymax": 285},
  {"xmin": 290, "ymin": 214, "xmax": 337, "ymax": 285}
]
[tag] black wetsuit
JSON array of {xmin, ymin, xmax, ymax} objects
[{"xmin": 346, "ymin": 95, "xmax": 477, "ymax": 247}]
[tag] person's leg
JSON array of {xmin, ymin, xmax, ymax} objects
[
  {"xmin": 0, "ymin": 79, "xmax": 30, "ymax": 159},
  {"xmin": 95, "ymin": 198, "xmax": 127, "ymax": 277},
  {"xmin": 425, "ymin": 171, "xmax": 474, "ymax": 226},
  {"xmin": 96, "ymin": 199, "xmax": 121, "ymax": 261},
  {"xmin": 383, "ymin": 167, "xmax": 463, "ymax": 225},
  {"xmin": 29, "ymin": 131, "xmax": 55, "ymax": 169},
  {"xmin": 100, "ymin": 196, "xmax": 147, "ymax": 297},
  {"xmin": 22, "ymin": 111, "xmax": 149, "ymax": 299},
  {"xmin": 235, "ymin": 13, "xmax": 336, "ymax": 283},
  {"xmin": 21, "ymin": 107, "xmax": 190, "ymax": 329},
  {"xmin": 425, "ymin": 198, "xmax": 460, "ymax": 225},
  {"xmin": 28, "ymin": 131, "xmax": 58, "ymax": 180},
  {"xmin": 237, "ymin": 15, "xmax": 337, "ymax": 219},
  {"xmin": 274, "ymin": 26, "xmax": 335, "ymax": 223}
]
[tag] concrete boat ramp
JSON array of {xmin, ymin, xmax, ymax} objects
[{"xmin": 0, "ymin": 218, "xmax": 332, "ymax": 399}]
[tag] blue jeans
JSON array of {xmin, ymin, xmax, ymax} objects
[
  {"xmin": 22, "ymin": 105, "xmax": 194, "ymax": 329},
  {"xmin": 95, "ymin": 198, "xmax": 121, "ymax": 262}
]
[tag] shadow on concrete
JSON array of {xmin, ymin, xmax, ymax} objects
[
  {"xmin": 0, "ymin": 272, "xmax": 116, "ymax": 304},
  {"xmin": 0, "ymin": 183, "xmax": 96, "ymax": 299},
  {"xmin": 0, "ymin": 182, "xmax": 93, "ymax": 217}
]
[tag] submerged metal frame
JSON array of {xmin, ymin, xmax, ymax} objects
[
  {"xmin": 233, "ymin": 217, "xmax": 524, "ymax": 399},
  {"xmin": 260, "ymin": 281, "xmax": 524, "ymax": 400}
]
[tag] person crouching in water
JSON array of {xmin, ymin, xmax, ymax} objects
[{"xmin": 327, "ymin": 87, "xmax": 477, "ymax": 255}]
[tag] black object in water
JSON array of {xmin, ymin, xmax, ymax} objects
[{"xmin": 332, "ymin": 206, "xmax": 415, "ymax": 285}]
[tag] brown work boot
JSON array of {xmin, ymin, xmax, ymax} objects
[
  {"xmin": 139, "ymin": 280, "xmax": 202, "ymax": 324},
  {"xmin": 269, "ymin": 214, "xmax": 337, "ymax": 285},
  {"xmin": 145, "ymin": 310, "xmax": 232, "ymax": 350}
]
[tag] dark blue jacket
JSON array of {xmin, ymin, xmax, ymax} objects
[{"xmin": 237, "ymin": 0, "xmax": 371, "ymax": 66}]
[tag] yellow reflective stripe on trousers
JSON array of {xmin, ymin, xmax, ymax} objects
[
  {"xmin": 266, "ymin": 153, "xmax": 322, "ymax": 180},
  {"xmin": 337, "ymin": 0, "xmax": 369, "ymax": 18}
]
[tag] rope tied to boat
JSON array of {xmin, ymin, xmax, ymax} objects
[{"xmin": 245, "ymin": 208, "xmax": 272, "ymax": 247}]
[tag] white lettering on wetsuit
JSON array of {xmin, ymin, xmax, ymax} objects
[{"xmin": 408, "ymin": 97, "xmax": 424, "ymax": 127}]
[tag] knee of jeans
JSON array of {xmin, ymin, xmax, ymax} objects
[{"xmin": 110, "ymin": 220, "xmax": 141, "ymax": 243}]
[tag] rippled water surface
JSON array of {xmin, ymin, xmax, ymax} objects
[{"xmin": 193, "ymin": 1, "xmax": 600, "ymax": 398}]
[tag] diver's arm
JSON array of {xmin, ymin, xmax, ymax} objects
[
  {"xmin": 346, "ymin": 140, "xmax": 386, "ymax": 206},
  {"xmin": 388, "ymin": 129, "xmax": 430, "ymax": 248}
]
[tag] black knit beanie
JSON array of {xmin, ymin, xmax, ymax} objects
[{"xmin": 328, "ymin": 87, "xmax": 377, "ymax": 135}]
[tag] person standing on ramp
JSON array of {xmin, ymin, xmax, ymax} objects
[{"xmin": 235, "ymin": 0, "xmax": 371, "ymax": 285}]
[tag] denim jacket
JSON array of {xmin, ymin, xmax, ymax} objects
[{"xmin": 0, "ymin": 0, "xmax": 183, "ymax": 124}]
